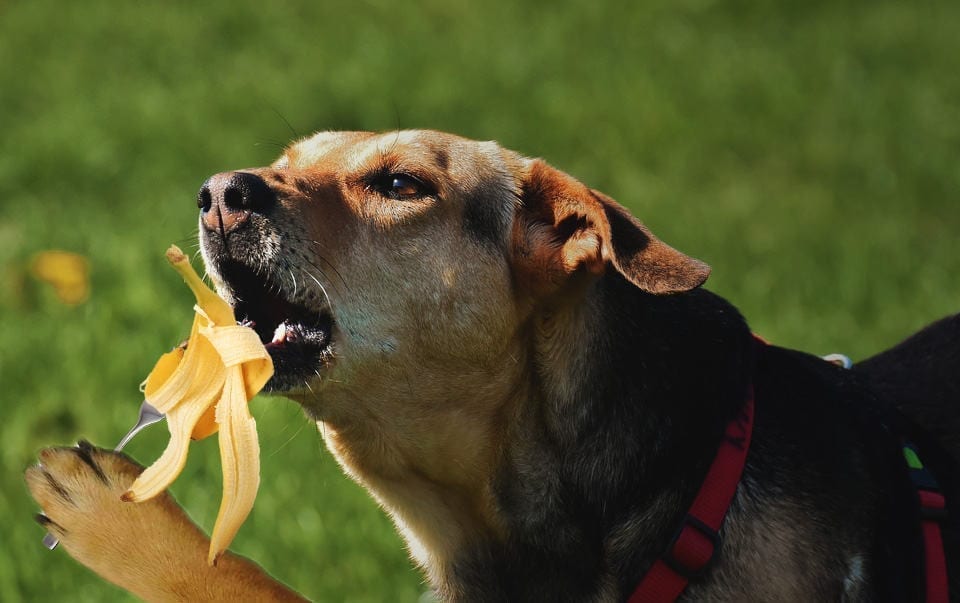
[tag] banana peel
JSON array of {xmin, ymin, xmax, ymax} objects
[{"xmin": 123, "ymin": 245, "xmax": 273, "ymax": 565}]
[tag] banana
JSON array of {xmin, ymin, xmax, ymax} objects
[{"xmin": 123, "ymin": 245, "xmax": 273, "ymax": 565}]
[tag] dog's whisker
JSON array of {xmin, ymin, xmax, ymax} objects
[
  {"xmin": 266, "ymin": 412, "xmax": 310, "ymax": 458},
  {"xmin": 286, "ymin": 266, "xmax": 299, "ymax": 300},
  {"xmin": 172, "ymin": 233, "xmax": 200, "ymax": 246},
  {"xmin": 301, "ymin": 269, "xmax": 335, "ymax": 319},
  {"xmin": 298, "ymin": 257, "xmax": 343, "ymax": 299},
  {"xmin": 267, "ymin": 106, "xmax": 299, "ymax": 141},
  {"xmin": 303, "ymin": 240, "xmax": 351, "ymax": 292},
  {"xmin": 253, "ymin": 139, "xmax": 289, "ymax": 151},
  {"xmin": 298, "ymin": 256, "xmax": 342, "ymax": 297}
]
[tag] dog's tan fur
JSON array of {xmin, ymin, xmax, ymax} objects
[
  {"xmin": 27, "ymin": 130, "xmax": 851, "ymax": 601},
  {"xmin": 26, "ymin": 446, "xmax": 305, "ymax": 600}
]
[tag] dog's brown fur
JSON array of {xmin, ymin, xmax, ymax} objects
[
  {"xmin": 26, "ymin": 443, "xmax": 305, "ymax": 600},
  {"xmin": 26, "ymin": 130, "xmax": 957, "ymax": 601}
]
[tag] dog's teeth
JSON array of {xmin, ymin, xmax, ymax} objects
[{"xmin": 272, "ymin": 322, "xmax": 287, "ymax": 344}]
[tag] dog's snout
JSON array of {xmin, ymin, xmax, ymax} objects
[{"xmin": 198, "ymin": 171, "xmax": 276, "ymax": 235}]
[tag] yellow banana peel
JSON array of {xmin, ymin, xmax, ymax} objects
[{"xmin": 123, "ymin": 245, "xmax": 273, "ymax": 566}]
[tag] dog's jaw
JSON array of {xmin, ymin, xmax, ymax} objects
[{"xmin": 200, "ymin": 237, "xmax": 337, "ymax": 396}]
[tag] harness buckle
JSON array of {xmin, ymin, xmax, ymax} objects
[{"xmin": 662, "ymin": 514, "xmax": 720, "ymax": 579}]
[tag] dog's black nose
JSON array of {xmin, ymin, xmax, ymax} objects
[{"xmin": 198, "ymin": 171, "xmax": 276, "ymax": 234}]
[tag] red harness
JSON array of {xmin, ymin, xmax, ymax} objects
[
  {"xmin": 627, "ymin": 384, "xmax": 950, "ymax": 602},
  {"xmin": 627, "ymin": 391, "xmax": 754, "ymax": 602},
  {"xmin": 904, "ymin": 441, "xmax": 950, "ymax": 603}
]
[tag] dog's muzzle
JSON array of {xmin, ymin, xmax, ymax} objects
[{"xmin": 197, "ymin": 172, "xmax": 335, "ymax": 394}]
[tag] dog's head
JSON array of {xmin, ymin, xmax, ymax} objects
[
  {"xmin": 198, "ymin": 130, "xmax": 708, "ymax": 409},
  {"xmin": 197, "ymin": 129, "xmax": 709, "ymax": 569},
  {"xmin": 198, "ymin": 131, "xmax": 702, "ymax": 518}
]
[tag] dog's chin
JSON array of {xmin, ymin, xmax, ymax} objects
[{"xmin": 213, "ymin": 259, "xmax": 334, "ymax": 394}]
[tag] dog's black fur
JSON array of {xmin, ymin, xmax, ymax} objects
[
  {"xmin": 451, "ymin": 271, "xmax": 956, "ymax": 600},
  {"xmin": 858, "ymin": 313, "xmax": 960, "ymax": 462}
]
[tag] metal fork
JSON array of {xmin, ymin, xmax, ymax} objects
[{"xmin": 41, "ymin": 401, "xmax": 166, "ymax": 550}]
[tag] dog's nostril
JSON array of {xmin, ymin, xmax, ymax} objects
[
  {"xmin": 197, "ymin": 187, "xmax": 212, "ymax": 212},
  {"xmin": 223, "ymin": 172, "xmax": 276, "ymax": 213},
  {"xmin": 223, "ymin": 185, "xmax": 244, "ymax": 211}
]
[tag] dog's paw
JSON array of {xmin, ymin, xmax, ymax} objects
[
  {"xmin": 25, "ymin": 442, "xmax": 203, "ymax": 585},
  {"xmin": 27, "ymin": 440, "xmax": 140, "ymax": 516}
]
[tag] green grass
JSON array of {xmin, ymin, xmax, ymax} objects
[{"xmin": 1, "ymin": 0, "xmax": 958, "ymax": 600}]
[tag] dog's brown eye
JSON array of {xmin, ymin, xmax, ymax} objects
[
  {"xmin": 389, "ymin": 176, "xmax": 421, "ymax": 197},
  {"xmin": 370, "ymin": 173, "xmax": 430, "ymax": 199}
]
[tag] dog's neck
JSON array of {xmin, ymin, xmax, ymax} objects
[
  {"xmin": 319, "ymin": 273, "xmax": 754, "ymax": 601},
  {"xmin": 316, "ymin": 328, "xmax": 535, "ymax": 592},
  {"xmin": 534, "ymin": 273, "xmax": 754, "ymax": 451},
  {"xmin": 441, "ymin": 273, "xmax": 755, "ymax": 600}
]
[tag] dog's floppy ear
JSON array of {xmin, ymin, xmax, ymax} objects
[{"xmin": 513, "ymin": 159, "xmax": 710, "ymax": 296}]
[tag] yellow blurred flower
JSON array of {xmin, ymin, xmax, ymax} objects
[{"xmin": 30, "ymin": 250, "xmax": 90, "ymax": 305}]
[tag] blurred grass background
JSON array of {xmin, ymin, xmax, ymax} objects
[{"xmin": 1, "ymin": 0, "xmax": 958, "ymax": 600}]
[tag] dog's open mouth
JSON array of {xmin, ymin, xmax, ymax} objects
[{"xmin": 215, "ymin": 260, "xmax": 333, "ymax": 393}]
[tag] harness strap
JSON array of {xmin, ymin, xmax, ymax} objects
[
  {"xmin": 628, "ymin": 342, "xmax": 950, "ymax": 602},
  {"xmin": 904, "ymin": 442, "xmax": 949, "ymax": 603},
  {"xmin": 628, "ymin": 389, "xmax": 754, "ymax": 602}
]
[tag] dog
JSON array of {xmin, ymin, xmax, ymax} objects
[{"xmin": 26, "ymin": 130, "xmax": 959, "ymax": 601}]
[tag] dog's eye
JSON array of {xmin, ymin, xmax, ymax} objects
[
  {"xmin": 370, "ymin": 173, "xmax": 430, "ymax": 200},
  {"xmin": 388, "ymin": 176, "xmax": 420, "ymax": 197}
]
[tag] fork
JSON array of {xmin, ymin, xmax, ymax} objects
[{"xmin": 41, "ymin": 400, "xmax": 166, "ymax": 550}]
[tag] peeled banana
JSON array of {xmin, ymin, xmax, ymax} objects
[{"xmin": 123, "ymin": 245, "xmax": 273, "ymax": 565}]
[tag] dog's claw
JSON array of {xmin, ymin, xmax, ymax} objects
[{"xmin": 38, "ymin": 515, "xmax": 63, "ymax": 550}]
